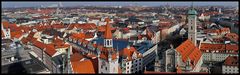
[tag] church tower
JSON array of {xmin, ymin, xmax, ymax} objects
[
  {"xmin": 98, "ymin": 18, "xmax": 119, "ymax": 73},
  {"xmin": 187, "ymin": 3, "xmax": 197, "ymax": 46}
]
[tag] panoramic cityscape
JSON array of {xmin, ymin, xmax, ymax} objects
[{"xmin": 1, "ymin": 1, "xmax": 239, "ymax": 74}]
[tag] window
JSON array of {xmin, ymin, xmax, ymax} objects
[
  {"xmin": 105, "ymin": 67, "xmax": 107, "ymax": 70},
  {"xmin": 107, "ymin": 40, "xmax": 109, "ymax": 45},
  {"xmin": 191, "ymin": 26, "xmax": 193, "ymax": 30}
]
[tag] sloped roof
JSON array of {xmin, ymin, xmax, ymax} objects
[
  {"xmin": 200, "ymin": 43, "xmax": 238, "ymax": 54},
  {"xmin": 70, "ymin": 53, "xmax": 84, "ymax": 62},
  {"xmin": 71, "ymin": 60, "xmax": 96, "ymax": 74},
  {"xmin": 120, "ymin": 47, "xmax": 142, "ymax": 61},
  {"xmin": 175, "ymin": 39, "xmax": 202, "ymax": 67},
  {"xmin": 45, "ymin": 44, "xmax": 57, "ymax": 57},
  {"xmin": 33, "ymin": 41, "xmax": 46, "ymax": 50},
  {"xmin": 104, "ymin": 18, "xmax": 113, "ymax": 39},
  {"xmin": 224, "ymin": 56, "xmax": 238, "ymax": 66}
]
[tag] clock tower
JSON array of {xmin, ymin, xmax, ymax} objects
[
  {"xmin": 98, "ymin": 18, "xmax": 119, "ymax": 73},
  {"xmin": 187, "ymin": 3, "xmax": 197, "ymax": 46}
]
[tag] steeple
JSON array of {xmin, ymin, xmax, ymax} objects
[
  {"xmin": 103, "ymin": 18, "xmax": 113, "ymax": 48},
  {"xmin": 104, "ymin": 18, "xmax": 112, "ymax": 39},
  {"xmin": 188, "ymin": 2, "xmax": 197, "ymax": 15}
]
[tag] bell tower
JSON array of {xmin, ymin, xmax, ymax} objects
[
  {"xmin": 187, "ymin": 3, "xmax": 197, "ymax": 46},
  {"xmin": 98, "ymin": 18, "xmax": 119, "ymax": 73}
]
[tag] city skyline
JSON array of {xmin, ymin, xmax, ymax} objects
[{"xmin": 2, "ymin": 1, "xmax": 239, "ymax": 8}]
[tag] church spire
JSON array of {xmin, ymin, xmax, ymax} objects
[
  {"xmin": 103, "ymin": 17, "xmax": 113, "ymax": 48},
  {"xmin": 104, "ymin": 18, "xmax": 112, "ymax": 39}
]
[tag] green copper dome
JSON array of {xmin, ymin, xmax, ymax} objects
[{"xmin": 188, "ymin": 9, "xmax": 197, "ymax": 15}]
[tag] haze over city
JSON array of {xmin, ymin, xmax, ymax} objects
[{"xmin": 2, "ymin": 1, "xmax": 239, "ymax": 8}]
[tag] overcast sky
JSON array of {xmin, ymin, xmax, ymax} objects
[{"xmin": 2, "ymin": 1, "xmax": 238, "ymax": 8}]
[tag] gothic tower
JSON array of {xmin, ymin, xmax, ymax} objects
[{"xmin": 98, "ymin": 18, "xmax": 119, "ymax": 73}]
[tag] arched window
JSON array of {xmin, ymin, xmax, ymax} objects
[{"xmin": 107, "ymin": 40, "xmax": 110, "ymax": 46}]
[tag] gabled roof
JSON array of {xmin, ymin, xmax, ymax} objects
[
  {"xmin": 120, "ymin": 46, "xmax": 142, "ymax": 61},
  {"xmin": 176, "ymin": 39, "xmax": 202, "ymax": 66}
]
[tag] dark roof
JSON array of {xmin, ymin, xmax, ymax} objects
[
  {"xmin": 125, "ymin": 16, "xmax": 142, "ymax": 22},
  {"xmin": 93, "ymin": 38, "xmax": 129, "ymax": 51},
  {"xmin": 146, "ymin": 25, "xmax": 160, "ymax": 33}
]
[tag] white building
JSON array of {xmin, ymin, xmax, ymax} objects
[
  {"xmin": 2, "ymin": 22, "xmax": 11, "ymax": 39},
  {"xmin": 200, "ymin": 43, "xmax": 238, "ymax": 62},
  {"xmin": 120, "ymin": 46, "xmax": 143, "ymax": 73},
  {"xmin": 188, "ymin": 6, "xmax": 198, "ymax": 46}
]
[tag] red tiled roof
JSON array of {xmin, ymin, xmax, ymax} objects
[
  {"xmin": 176, "ymin": 39, "xmax": 202, "ymax": 67},
  {"xmin": 120, "ymin": 47, "xmax": 142, "ymax": 61},
  {"xmin": 71, "ymin": 60, "xmax": 96, "ymax": 73},
  {"xmin": 71, "ymin": 53, "xmax": 84, "ymax": 62},
  {"xmin": 224, "ymin": 56, "xmax": 238, "ymax": 66},
  {"xmin": 52, "ymin": 24, "xmax": 65, "ymax": 29},
  {"xmin": 10, "ymin": 31, "xmax": 23, "ymax": 39},
  {"xmin": 200, "ymin": 43, "xmax": 238, "ymax": 54},
  {"xmin": 45, "ymin": 44, "xmax": 57, "ymax": 57},
  {"xmin": 21, "ymin": 37, "xmax": 28, "ymax": 44},
  {"xmin": 2, "ymin": 21, "xmax": 9, "ymax": 29},
  {"xmin": 33, "ymin": 41, "xmax": 46, "ymax": 50},
  {"xmin": 201, "ymin": 11, "xmax": 220, "ymax": 16},
  {"xmin": 204, "ymin": 28, "xmax": 230, "ymax": 34},
  {"xmin": 99, "ymin": 48, "xmax": 117, "ymax": 61},
  {"xmin": 71, "ymin": 32, "xmax": 85, "ymax": 40},
  {"xmin": 75, "ymin": 23, "xmax": 97, "ymax": 30},
  {"xmin": 85, "ymin": 32, "xmax": 94, "ymax": 38},
  {"xmin": 225, "ymin": 33, "xmax": 238, "ymax": 42}
]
